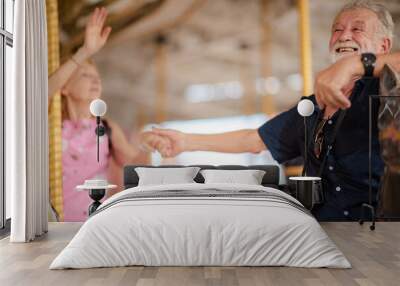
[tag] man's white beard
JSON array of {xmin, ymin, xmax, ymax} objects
[
  {"xmin": 330, "ymin": 50, "xmax": 360, "ymax": 63},
  {"xmin": 330, "ymin": 41, "xmax": 364, "ymax": 63}
]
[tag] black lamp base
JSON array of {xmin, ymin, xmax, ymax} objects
[{"xmin": 88, "ymin": 189, "xmax": 106, "ymax": 216}]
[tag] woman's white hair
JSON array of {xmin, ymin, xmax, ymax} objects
[{"xmin": 336, "ymin": 0, "xmax": 394, "ymax": 41}]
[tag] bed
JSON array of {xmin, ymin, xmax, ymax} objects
[{"xmin": 50, "ymin": 165, "xmax": 350, "ymax": 269}]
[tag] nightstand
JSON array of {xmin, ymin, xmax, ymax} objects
[{"xmin": 76, "ymin": 180, "xmax": 117, "ymax": 216}]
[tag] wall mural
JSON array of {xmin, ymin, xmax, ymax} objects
[{"xmin": 48, "ymin": 0, "xmax": 400, "ymax": 222}]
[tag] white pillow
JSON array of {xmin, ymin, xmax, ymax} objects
[
  {"xmin": 200, "ymin": 169, "xmax": 266, "ymax": 185},
  {"xmin": 135, "ymin": 167, "xmax": 201, "ymax": 186}
]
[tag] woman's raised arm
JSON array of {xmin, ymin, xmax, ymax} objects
[{"xmin": 48, "ymin": 7, "xmax": 112, "ymax": 100}]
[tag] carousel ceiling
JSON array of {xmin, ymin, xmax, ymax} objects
[{"xmin": 57, "ymin": 0, "xmax": 400, "ymax": 130}]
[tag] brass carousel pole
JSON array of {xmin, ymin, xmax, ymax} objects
[
  {"xmin": 298, "ymin": 0, "xmax": 313, "ymax": 97},
  {"xmin": 283, "ymin": 0, "xmax": 314, "ymax": 177},
  {"xmin": 259, "ymin": 0, "xmax": 276, "ymax": 115},
  {"xmin": 289, "ymin": 0, "xmax": 313, "ymax": 177},
  {"xmin": 46, "ymin": 0, "xmax": 64, "ymax": 221}
]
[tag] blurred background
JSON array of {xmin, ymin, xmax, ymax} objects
[{"xmin": 55, "ymin": 0, "xmax": 400, "ymax": 177}]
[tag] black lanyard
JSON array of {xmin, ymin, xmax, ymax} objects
[
  {"xmin": 303, "ymin": 109, "xmax": 347, "ymax": 177},
  {"xmin": 317, "ymin": 109, "xmax": 347, "ymax": 177}
]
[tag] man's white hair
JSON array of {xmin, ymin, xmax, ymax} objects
[{"xmin": 336, "ymin": 0, "xmax": 394, "ymax": 42}]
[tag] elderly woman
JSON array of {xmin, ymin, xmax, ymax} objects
[{"xmin": 48, "ymin": 7, "xmax": 164, "ymax": 221}]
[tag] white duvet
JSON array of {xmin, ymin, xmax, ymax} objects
[{"xmin": 50, "ymin": 183, "xmax": 351, "ymax": 269}]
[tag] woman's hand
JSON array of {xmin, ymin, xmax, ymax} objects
[
  {"xmin": 74, "ymin": 7, "xmax": 112, "ymax": 62},
  {"xmin": 48, "ymin": 7, "xmax": 112, "ymax": 99}
]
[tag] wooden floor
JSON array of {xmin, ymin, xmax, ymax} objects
[{"xmin": 0, "ymin": 222, "xmax": 399, "ymax": 286}]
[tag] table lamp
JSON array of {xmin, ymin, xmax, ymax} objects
[
  {"xmin": 288, "ymin": 99, "xmax": 322, "ymax": 210},
  {"xmin": 89, "ymin": 99, "xmax": 107, "ymax": 162},
  {"xmin": 297, "ymin": 99, "xmax": 314, "ymax": 176}
]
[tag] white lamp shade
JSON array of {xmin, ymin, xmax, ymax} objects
[
  {"xmin": 297, "ymin": 99, "xmax": 314, "ymax": 117},
  {"xmin": 90, "ymin": 99, "xmax": 107, "ymax": 117}
]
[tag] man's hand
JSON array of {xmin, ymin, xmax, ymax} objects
[
  {"xmin": 315, "ymin": 55, "xmax": 363, "ymax": 110},
  {"xmin": 74, "ymin": 7, "xmax": 112, "ymax": 62},
  {"xmin": 150, "ymin": 128, "xmax": 186, "ymax": 158}
]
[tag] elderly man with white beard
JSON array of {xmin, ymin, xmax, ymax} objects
[{"xmin": 145, "ymin": 0, "xmax": 400, "ymax": 221}]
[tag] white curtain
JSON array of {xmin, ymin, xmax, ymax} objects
[{"xmin": 7, "ymin": 0, "xmax": 49, "ymax": 242}]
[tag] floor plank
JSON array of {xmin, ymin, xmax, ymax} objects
[{"xmin": 0, "ymin": 222, "xmax": 399, "ymax": 286}]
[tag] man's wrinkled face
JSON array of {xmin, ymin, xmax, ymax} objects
[{"xmin": 329, "ymin": 8, "xmax": 388, "ymax": 62}]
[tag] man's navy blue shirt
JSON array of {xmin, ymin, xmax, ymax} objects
[{"xmin": 258, "ymin": 78, "xmax": 384, "ymax": 220}]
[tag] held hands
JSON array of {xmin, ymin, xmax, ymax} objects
[
  {"xmin": 151, "ymin": 128, "xmax": 186, "ymax": 158},
  {"xmin": 74, "ymin": 7, "xmax": 112, "ymax": 62},
  {"xmin": 314, "ymin": 55, "xmax": 363, "ymax": 110},
  {"xmin": 139, "ymin": 128, "xmax": 186, "ymax": 158}
]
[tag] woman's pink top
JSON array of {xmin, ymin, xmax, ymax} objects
[{"xmin": 62, "ymin": 119, "xmax": 110, "ymax": 222}]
